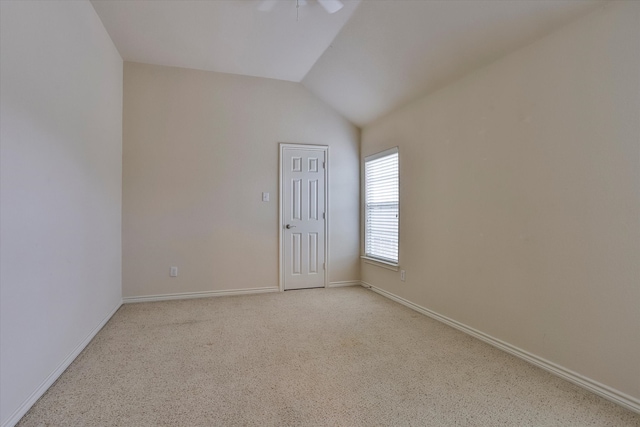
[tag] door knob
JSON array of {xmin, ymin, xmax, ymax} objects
[{"xmin": 285, "ymin": 224, "xmax": 296, "ymax": 229}]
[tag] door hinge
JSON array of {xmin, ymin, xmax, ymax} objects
[
  {"xmin": 322, "ymin": 212, "xmax": 325, "ymax": 219},
  {"xmin": 322, "ymin": 161, "xmax": 325, "ymax": 169}
]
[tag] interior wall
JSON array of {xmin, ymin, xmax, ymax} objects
[
  {"xmin": 122, "ymin": 62, "xmax": 360, "ymax": 298},
  {"xmin": 361, "ymin": 1, "xmax": 639, "ymax": 402},
  {"xmin": 0, "ymin": 1, "xmax": 123, "ymax": 425}
]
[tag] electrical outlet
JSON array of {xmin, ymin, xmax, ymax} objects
[
  {"xmin": 400, "ymin": 270, "xmax": 406, "ymax": 282},
  {"xmin": 170, "ymin": 266, "xmax": 178, "ymax": 277}
]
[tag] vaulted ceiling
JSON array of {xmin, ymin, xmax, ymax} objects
[
  {"xmin": 90, "ymin": 0, "xmax": 361, "ymax": 82},
  {"xmin": 91, "ymin": 0, "xmax": 603, "ymax": 126}
]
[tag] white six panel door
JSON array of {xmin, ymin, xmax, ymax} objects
[{"xmin": 282, "ymin": 147, "xmax": 326, "ymax": 290}]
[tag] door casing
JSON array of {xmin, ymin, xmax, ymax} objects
[{"xmin": 279, "ymin": 143, "xmax": 329, "ymax": 291}]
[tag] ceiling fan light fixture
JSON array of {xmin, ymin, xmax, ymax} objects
[
  {"xmin": 258, "ymin": 0, "xmax": 344, "ymax": 15},
  {"xmin": 317, "ymin": 0, "xmax": 344, "ymax": 14}
]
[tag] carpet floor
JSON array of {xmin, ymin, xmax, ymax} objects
[{"xmin": 17, "ymin": 286, "xmax": 640, "ymax": 426}]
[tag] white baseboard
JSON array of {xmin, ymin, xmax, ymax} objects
[
  {"xmin": 360, "ymin": 281, "xmax": 640, "ymax": 415},
  {"xmin": 328, "ymin": 281, "xmax": 361, "ymax": 288},
  {"xmin": 2, "ymin": 301, "xmax": 123, "ymax": 427},
  {"xmin": 122, "ymin": 286, "xmax": 279, "ymax": 303}
]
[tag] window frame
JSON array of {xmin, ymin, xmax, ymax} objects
[{"xmin": 362, "ymin": 147, "xmax": 399, "ymax": 268}]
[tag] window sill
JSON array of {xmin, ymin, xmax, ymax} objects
[{"xmin": 360, "ymin": 256, "xmax": 399, "ymax": 271}]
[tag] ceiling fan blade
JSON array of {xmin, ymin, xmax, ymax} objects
[
  {"xmin": 317, "ymin": 0, "xmax": 344, "ymax": 14},
  {"xmin": 257, "ymin": 0, "xmax": 278, "ymax": 12}
]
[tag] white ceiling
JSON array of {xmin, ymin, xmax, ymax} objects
[
  {"xmin": 90, "ymin": 0, "xmax": 361, "ymax": 82},
  {"xmin": 91, "ymin": 0, "xmax": 604, "ymax": 127},
  {"xmin": 302, "ymin": 0, "xmax": 604, "ymax": 125}
]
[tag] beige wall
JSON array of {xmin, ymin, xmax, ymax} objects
[
  {"xmin": 123, "ymin": 63, "xmax": 360, "ymax": 298},
  {"xmin": 361, "ymin": 1, "xmax": 639, "ymax": 402},
  {"xmin": 0, "ymin": 1, "xmax": 123, "ymax": 425}
]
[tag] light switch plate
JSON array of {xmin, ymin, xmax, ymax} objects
[
  {"xmin": 170, "ymin": 266, "xmax": 178, "ymax": 277},
  {"xmin": 262, "ymin": 192, "xmax": 270, "ymax": 202}
]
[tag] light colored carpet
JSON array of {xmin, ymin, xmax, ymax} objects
[{"xmin": 17, "ymin": 287, "xmax": 640, "ymax": 426}]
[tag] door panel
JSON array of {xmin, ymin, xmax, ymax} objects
[
  {"xmin": 292, "ymin": 179, "xmax": 302, "ymax": 220},
  {"xmin": 282, "ymin": 147, "xmax": 326, "ymax": 290}
]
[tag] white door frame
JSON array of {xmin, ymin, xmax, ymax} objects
[{"xmin": 279, "ymin": 143, "xmax": 329, "ymax": 291}]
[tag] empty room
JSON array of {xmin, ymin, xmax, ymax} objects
[{"xmin": 1, "ymin": 0, "xmax": 639, "ymax": 425}]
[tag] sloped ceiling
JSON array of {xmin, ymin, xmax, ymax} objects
[
  {"xmin": 90, "ymin": 0, "xmax": 361, "ymax": 82},
  {"xmin": 302, "ymin": 0, "xmax": 604, "ymax": 126},
  {"xmin": 91, "ymin": 0, "xmax": 604, "ymax": 127}
]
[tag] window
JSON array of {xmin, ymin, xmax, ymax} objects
[{"xmin": 364, "ymin": 147, "xmax": 399, "ymax": 264}]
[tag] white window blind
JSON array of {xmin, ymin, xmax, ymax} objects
[{"xmin": 364, "ymin": 147, "xmax": 399, "ymax": 264}]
